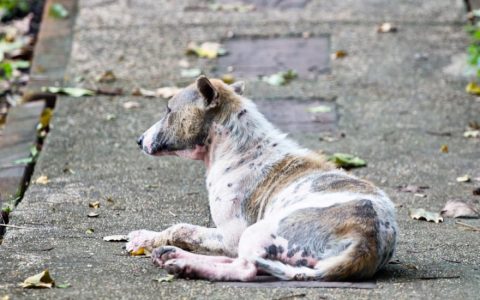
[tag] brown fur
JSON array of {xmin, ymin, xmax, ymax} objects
[{"xmin": 246, "ymin": 153, "xmax": 335, "ymax": 223}]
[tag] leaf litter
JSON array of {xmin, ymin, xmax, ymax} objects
[
  {"xmin": 441, "ymin": 200, "xmax": 479, "ymax": 218},
  {"xmin": 20, "ymin": 269, "xmax": 55, "ymax": 288},
  {"xmin": 154, "ymin": 274, "xmax": 175, "ymax": 283},
  {"xmin": 409, "ymin": 208, "xmax": 443, "ymax": 223}
]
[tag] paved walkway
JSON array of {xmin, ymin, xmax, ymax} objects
[{"xmin": 1, "ymin": 0, "xmax": 480, "ymax": 299}]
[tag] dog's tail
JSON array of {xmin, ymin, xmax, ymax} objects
[{"xmin": 254, "ymin": 239, "xmax": 378, "ymax": 281}]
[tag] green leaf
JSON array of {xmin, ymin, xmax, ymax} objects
[
  {"xmin": 42, "ymin": 86, "xmax": 95, "ymax": 97},
  {"xmin": 180, "ymin": 68, "xmax": 202, "ymax": 78},
  {"xmin": 10, "ymin": 60, "xmax": 30, "ymax": 69},
  {"xmin": 262, "ymin": 70, "xmax": 297, "ymax": 86},
  {"xmin": 0, "ymin": 62, "xmax": 12, "ymax": 79},
  {"xmin": 56, "ymin": 283, "xmax": 71, "ymax": 289},
  {"xmin": 49, "ymin": 3, "xmax": 69, "ymax": 19},
  {"xmin": 328, "ymin": 153, "xmax": 367, "ymax": 169},
  {"xmin": 307, "ymin": 105, "xmax": 332, "ymax": 113}
]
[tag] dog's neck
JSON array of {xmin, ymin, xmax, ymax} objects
[{"xmin": 203, "ymin": 98, "xmax": 302, "ymax": 170}]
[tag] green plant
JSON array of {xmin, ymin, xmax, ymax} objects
[{"xmin": 0, "ymin": 0, "xmax": 29, "ymax": 19}]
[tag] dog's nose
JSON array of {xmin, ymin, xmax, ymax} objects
[{"xmin": 136, "ymin": 135, "xmax": 144, "ymax": 148}]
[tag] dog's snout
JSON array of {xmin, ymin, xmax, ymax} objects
[{"xmin": 136, "ymin": 135, "xmax": 144, "ymax": 148}]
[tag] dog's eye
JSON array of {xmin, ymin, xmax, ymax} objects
[{"xmin": 166, "ymin": 105, "xmax": 172, "ymax": 114}]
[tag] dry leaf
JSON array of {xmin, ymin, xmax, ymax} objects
[
  {"xmin": 409, "ymin": 208, "xmax": 443, "ymax": 223},
  {"xmin": 155, "ymin": 87, "xmax": 181, "ymax": 99},
  {"xmin": 464, "ymin": 130, "xmax": 479, "ymax": 138},
  {"xmin": 20, "ymin": 270, "xmax": 55, "ymax": 288},
  {"xmin": 131, "ymin": 87, "xmax": 155, "ymax": 97},
  {"xmin": 186, "ymin": 42, "xmax": 227, "ymax": 59},
  {"xmin": 441, "ymin": 200, "xmax": 479, "ymax": 218},
  {"xmin": 331, "ymin": 50, "xmax": 347, "ymax": 60},
  {"xmin": 439, "ymin": 144, "xmax": 448, "ymax": 153},
  {"xmin": 89, "ymin": 201, "xmax": 100, "ymax": 208},
  {"xmin": 154, "ymin": 274, "xmax": 175, "ymax": 283},
  {"xmin": 96, "ymin": 70, "xmax": 116, "ymax": 83},
  {"xmin": 34, "ymin": 175, "xmax": 49, "ymax": 185},
  {"xmin": 87, "ymin": 212, "xmax": 99, "ymax": 218},
  {"xmin": 377, "ymin": 22, "xmax": 397, "ymax": 33},
  {"xmin": 456, "ymin": 175, "xmax": 471, "ymax": 183},
  {"xmin": 103, "ymin": 235, "xmax": 128, "ymax": 242},
  {"xmin": 123, "ymin": 101, "xmax": 140, "ymax": 109}
]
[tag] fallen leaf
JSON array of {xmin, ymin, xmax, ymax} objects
[
  {"xmin": 103, "ymin": 235, "xmax": 128, "ymax": 242},
  {"xmin": 123, "ymin": 101, "xmax": 140, "ymax": 109},
  {"xmin": 469, "ymin": 120, "xmax": 480, "ymax": 129},
  {"xmin": 307, "ymin": 105, "xmax": 332, "ymax": 113},
  {"xmin": 155, "ymin": 86, "xmax": 181, "ymax": 99},
  {"xmin": 220, "ymin": 74, "xmax": 235, "ymax": 84},
  {"xmin": 441, "ymin": 200, "xmax": 479, "ymax": 218},
  {"xmin": 20, "ymin": 270, "xmax": 55, "ymax": 288},
  {"xmin": 154, "ymin": 274, "xmax": 175, "ymax": 283},
  {"xmin": 56, "ymin": 283, "xmax": 70, "ymax": 289},
  {"xmin": 130, "ymin": 247, "xmax": 145, "ymax": 256},
  {"xmin": 49, "ymin": 3, "xmax": 69, "ymax": 19},
  {"xmin": 473, "ymin": 187, "xmax": 480, "ymax": 196},
  {"xmin": 464, "ymin": 130, "xmax": 479, "ymax": 138},
  {"xmin": 439, "ymin": 144, "xmax": 448, "ymax": 153},
  {"xmin": 456, "ymin": 175, "xmax": 471, "ymax": 183},
  {"xmin": 409, "ymin": 208, "xmax": 443, "ymax": 223},
  {"xmin": 96, "ymin": 70, "xmax": 116, "ymax": 83},
  {"xmin": 180, "ymin": 68, "xmax": 202, "ymax": 78},
  {"xmin": 377, "ymin": 22, "xmax": 397, "ymax": 33},
  {"xmin": 397, "ymin": 185, "xmax": 429, "ymax": 193},
  {"xmin": 466, "ymin": 82, "xmax": 480, "ymax": 95},
  {"xmin": 327, "ymin": 153, "xmax": 367, "ymax": 169},
  {"xmin": 38, "ymin": 108, "xmax": 53, "ymax": 129},
  {"xmin": 96, "ymin": 87, "xmax": 123, "ymax": 96},
  {"xmin": 34, "ymin": 175, "xmax": 49, "ymax": 185},
  {"xmin": 331, "ymin": 50, "xmax": 347, "ymax": 60},
  {"xmin": 87, "ymin": 212, "xmax": 99, "ymax": 218},
  {"xmin": 134, "ymin": 87, "xmax": 156, "ymax": 97},
  {"xmin": 105, "ymin": 114, "xmax": 116, "ymax": 121},
  {"xmin": 42, "ymin": 86, "xmax": 94, "ymax": 97},
  {"xmin": 89, "ymin": 201, "xmax": 100, "ymax": 208},
  {"xmin": 186, "ymin": 42, "xmax": 227, "ymax": 59},
  {"xmin": 209, "ymin": 3, "xmax": 255, "ymax": 13},
  {"xmin": 85, "ymin": 228, "xmax": 94, "ymax": 234},
  {"xmin": 414, "ymin": 193, "xmax": 427, "ymax": 198},
  {"xmin": 262, "ymin": 70, "xmax": 297, "ymax": 86}
]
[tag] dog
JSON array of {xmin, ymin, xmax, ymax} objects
[{"xmin": 128, "ymin": 76, "xmax": 397, "ymax": 281}]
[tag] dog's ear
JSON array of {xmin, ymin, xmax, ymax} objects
[
  {"xmin": 230, "ymin": 81, "xmax": 245, "ymax": 95},
  {"xmin": 196, "ymin": 76, "xmax": 218, "ymax": 107}
]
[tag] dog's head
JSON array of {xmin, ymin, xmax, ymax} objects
[{"xmin": 137, "ymin": 76, "xmax": 245, "ymax": 160}]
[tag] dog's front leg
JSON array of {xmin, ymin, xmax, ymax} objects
[{"xmin": 126, "ymin": 223, "xmax": 230, "ymax": 255}]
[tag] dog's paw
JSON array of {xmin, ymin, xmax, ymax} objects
[
  {"xmin": 151, "ymin": 246, "xmax": 180, "ymax": 267},
  {"xmin": 125, "ymin": 229, "xmax": 164, "ymax": 254},
  {"xmin": 164, "ymin": 259, "xmax": 188, "ymax": 277}
]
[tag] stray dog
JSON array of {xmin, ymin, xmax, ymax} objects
[{"xmin": 128, "ymin": 76, "xmax": 397, "ymax": 281}]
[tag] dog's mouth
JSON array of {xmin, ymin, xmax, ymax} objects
[{"xmin": 146, "ymin": 144, "xmax": 208, "ymax": 160}]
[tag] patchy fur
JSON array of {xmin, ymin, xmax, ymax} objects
[{"xmin": 129, "ymin": 76, "xmax": 398, "ymax": 281}]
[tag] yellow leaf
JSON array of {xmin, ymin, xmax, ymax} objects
[
  {"xmin": 466, "ymin": 82, "xmax": 480, "ymax": 95},
  {"xmin": 439, "ymin": 144, "xmax": 448, "ymax": 153},
  {"xmin": 220, "ymin": 74, "xmax": 235, "ymax": 84},
  {"xmin": 38, "ymin": 108, "xmax": 53, "ymax": 129},
  {"xmin": 34, "ymin": 175, "xmax": 49, "ymax": 185},
  {"xmin": 130, "ymin": 247, "xmax": 145, "ymax": 256},
  {"xmin": 20, "ymin": 270, "xmax": 55, "ymax": 289}
]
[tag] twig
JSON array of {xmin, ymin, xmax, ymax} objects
[
  {"xmin": 455, "ymin": 221, "xmax": 480, "ymax": 232},
  {"xmin": 0, "ymin": 224, "xmax": 31, "ymax": 229}
]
